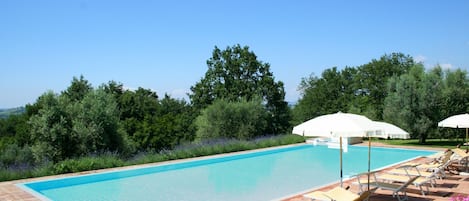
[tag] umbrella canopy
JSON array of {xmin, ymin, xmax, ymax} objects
[
  {"xmin": 292, "ymin": 112, "xmax": 377, "ymax": 137},
  {"xmin": 370, "ymin": 121, "xmax": 410, "ymax": 139},
  {"xmin": 292, "ymin": 112, "xmax": 377, "ymax": 187},
  {"xmin": 438, "ymin": 113, "xmax": 469, "ymax": 128},
  {"xmin": 438, "ymin": 113, "xmax": 469, "ymax": 145},
  {"xmin": 438, "ymin": 113, "xmax": 469, "ymax": 173}
]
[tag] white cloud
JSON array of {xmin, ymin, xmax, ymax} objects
[
  {"xmin": 168, "ymin": 89, "xmax": 190, "ymax": 100},
  {"xmin": 122, "ymin": 86, "xmax": 189, "ymax": 100},
  {"xmin": 123, "ymin": 86, "xmax": 159, "ymax": 93},
  {"xmin": 122, "ymin": 86, "xmax": 137, "ymax": 91},
  {"xmin": 440, "ymin": 63, "xmax": 453, "ymax": 70},
  {"xmin": 414, "ymin": 55, "xmax": 426, "ymax": 63}
]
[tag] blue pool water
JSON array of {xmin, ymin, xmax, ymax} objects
[{"xmin": 19, "ymin": 145, "xmax": 435, "ymax": 201}]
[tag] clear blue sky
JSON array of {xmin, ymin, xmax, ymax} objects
[{"xmin": 1, "ymin": 0, "xmax": 468, "ymax": 108}]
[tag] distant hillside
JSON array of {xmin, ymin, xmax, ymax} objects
[{"xmin": 0, "ymin": 107, "xmax": 25, "ymax": 119}]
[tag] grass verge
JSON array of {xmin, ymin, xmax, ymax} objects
[{"xmin": 375, "ymin": 138, "xmax": 468, "ymax": 149}]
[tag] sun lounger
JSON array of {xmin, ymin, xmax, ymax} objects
[
  {"xmin": 452, "ymin": 148, "xmax": 469, "ymax": 164},
  {"xmin": 452, "ymin": 148, "xmax": 469, "ymax": 156},
  {"xmin": 452, "ymin": 148, "xmax": 469, "ymax": 172},
  {"xmin": 387, "ymin": 164, "xmax": 443, "ymax": 179},
  {"xmin": 374, "ymin": 176, "xmax": 419, "ymax": 201},
  {"xmin": 353, "ymin": 171, "xmax": 380, "ymax": 193},
  {"xmin": 404, "ymin": 151, "xmax": 455, "ymax": 177},
  {"xmin": 303, "ymin": 186, "xmax": 377, "ymax": 201},
  {"xmin": 377, "ymin": 171, "xmax": 437, "ymax": 196},
  {"xmin": 388, "ymin": 168, "xmax": 434, "ymax": 177},
  {"xmin": 354, "ymin": 172, "xmax": 419, "ymax": 201}
]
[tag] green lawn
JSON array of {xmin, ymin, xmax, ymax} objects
[{"xmin": 375, "ymin": 138, "xmax": 468, "ymax": 149}]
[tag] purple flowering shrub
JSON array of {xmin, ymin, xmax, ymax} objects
[{"xmin": 450, "ymin": 194, "xmax": 469, "ymax": 201}]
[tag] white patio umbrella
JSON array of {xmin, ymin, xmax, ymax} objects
[
  {"xmin": 292, "ymin": 112, "xmax": 378, "ymax": 187},
  {"xmin": 438, "ymin": 113, "xmax": 469, "ymax": 173},
  {"xmin": 370, "ymin": 121, "xmax": 410, "ymax": 139},
  {"xmin": 292, "ymin": 112, "xmax": 377, "ymax": 138},
  {"xmin": 438, "ymin": 113, "xmax": 469, "ymax": 146}
]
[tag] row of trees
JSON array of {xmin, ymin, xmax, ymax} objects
[
  {"xmin": 1, "ymin": 76, "xmax": 196, "ymax": 163},
  {"xmin": 292, "ymin": 53, "xmax": 469, "ymax": 143},
  {"xmin": 0, "ymin": 45, "xmax": 291, "ymax": 165},
  {"xmin": 1, "ymin": 45, "xmax": 468, "ymax": 166}
]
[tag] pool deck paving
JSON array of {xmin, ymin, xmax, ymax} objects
[
  {"xmin": 0, "ymin": 141, "xmax": 468, "ymax": 201},
  {"xmin": 282, "ymin": 141, "xmax": 469, "ymax": 201}
]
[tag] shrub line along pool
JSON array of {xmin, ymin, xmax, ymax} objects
[{"xmin": 18, "ymin": 144, "xmax": 436, "ymax": 201}]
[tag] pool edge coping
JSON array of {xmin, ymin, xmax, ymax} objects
[
  {"xmin": 3, "ymin": 143, "xmax": 306, "ymax": 201},
  {"xmin": 2, "ymin": 142, "xmax": 442, "ymax": 201}
]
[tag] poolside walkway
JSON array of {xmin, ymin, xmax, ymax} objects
[
  {"xmin": 1, "ymin": 142, "xmax": 468, "ymax": 201},
  {"xmin": 282, "ymin": 141, "xmax": 469, "ymax": 201},
  {"xmin": 0, "ymin": 181, "xmax": 37, "ymax": 201}
]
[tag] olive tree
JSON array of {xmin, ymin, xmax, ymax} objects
[
  {"xmin": 195, "ymin": 99, "xmax": 267, "ymax": 140},
  {"xmin": 383, "ymin": 65, "xmax": 443, "ymax": 143},
  {"xmin": 29, "ymin": 88, "xmax": 128, "ymax": 162}
]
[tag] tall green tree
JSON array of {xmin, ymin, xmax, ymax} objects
[
  {"xmin": 0, "ymin": 113, "xmax": 30, "ymax": 148},
  {"xmin": 117, "ymin": 88, "xmax": 159, "ymax": 149},
  {"xmin": 437, "ymin": 68, "xmax": 469, "ymax": 140},
  {"xmin": 441, "ymin": 68, "xmax": 469, "ymax": 117},
  {"xmin": 62, "ymin": 75, "xmax": 93, "ymax": 102},
  {"xmin": 158, "ymin": 94, "xmax": 196, "ymax": 145},
  {"xmin": 29, "ymin": 91, "xmax": 72, "ymax": 162},
  {"xmin": 190, "ymin": 44, "xmax": 290, "ymax": 134},
  {"xmin": 111, "ymin": 86, "xmax": 196, "ymax": 151},
  {"xmin": 103, "ymin": 81, "xmax": 125, "ymax": 101},
  {"xmin": 355, "ymin": 53, "xmax": 414, "ymax": 119},
  {"xmin": 69, "ymin": 88, "xmax": 128, "ymax": 154},
  {"xmin": 100, "ymin": 79, "xmax": 197, "ymax": 151},
  {"xmin": 383, "ymin": 65, "xmax": 443, "ymax": 143},
  {"xmin": 130, "ymin": 94, "xmax": 196, "ymax": 151},
  {"xmin": 292, "ymin": 67, "xmax": 357, "ymax": 124}
]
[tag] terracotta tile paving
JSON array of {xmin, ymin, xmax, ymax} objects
[
  {"xmin": 0, "ymin": 181, "xmax": 38, "ymax": 201},
  {"xmin": 282, "ymin": 162, "xmax": 469, "ymax": 201},
  {"xmin": 282, "ymin": 142, "xmax": 469, "ymax": 201},
  {"xmin": 0, "ymin": 142, "xmax": 468, "ymax": 201}
]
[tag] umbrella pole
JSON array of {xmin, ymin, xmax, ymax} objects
[
  {"xmin": 340, "ymin": 136, "xmax": 343, "ymax": 188},
  {"xmin": 368, "ymin": 136, "xmax": 371, "ymax": 192}
]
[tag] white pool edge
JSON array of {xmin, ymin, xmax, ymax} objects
[{"xmin": 16, "ymin": 183, "xmax": 52, "ymax": 201}]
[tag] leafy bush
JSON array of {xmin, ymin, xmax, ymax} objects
[
  {"xmin": 29, "ymin": 89, "xmax": 128, "ymax": 163},
  {"xmin": 53, "ymin": 152, "xmax": 124, "ymax": 174},
  {"xmin": 0, "ymin": 161, "xmax": 52, "ymax": 181},
  {"xmin": 195, "ymin": 99, "xmax": 267, "ymax": 140},
  {"xmin": 0, "ymin": 144, "xmax": 34, "ymax": 168}
]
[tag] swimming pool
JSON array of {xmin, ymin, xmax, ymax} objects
[{"xmin": 19, "ymin": 145, "xmax": 435, "ymax": 201}]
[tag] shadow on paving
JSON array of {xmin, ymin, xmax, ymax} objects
[
  {"xmin": 369, "ymin": 194, "xmax": 434, "ymax": 201},
  {"xmin": 434, "ymin": 182, "xmax": 459, "ymax": 188}
]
